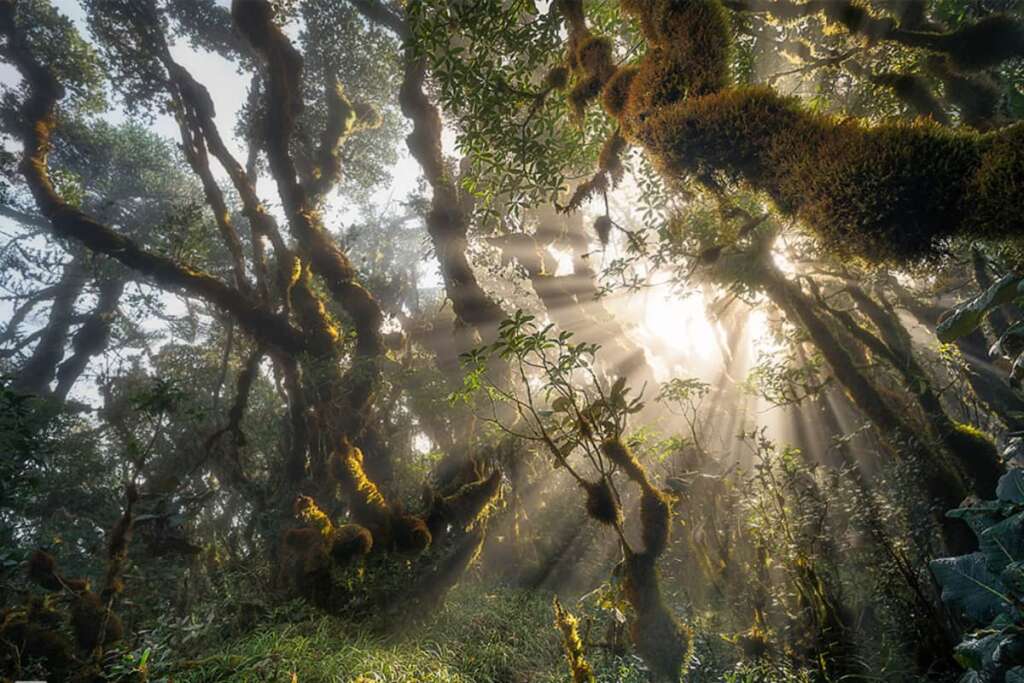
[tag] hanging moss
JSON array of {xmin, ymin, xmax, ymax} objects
[
  {"xmin": 552, "ymin": 597, "xmax": 596, "ymax": 682},
  {"xmin": 576, "ymin": 35, "xmax": 614, "ymax": 77},
  {"xmin": 544, "ymin": 65, "xmax": 570, "ymax": 90},
  {"xmin": 582, "ymin": 478, "xmax": 621, "ymax": 526},
  {"xmin": 867, "ymin": 71, "xmax": 949, "ymax": 124},
  {"xmin": 598, "ymin": 132, "xmax": 627, "ymax": 183},
  {"xmin": 927, "ymin": 56, "xmax": 999, "ymax": 129},
  {"xmin": 602, "ymin": 65, "xmax": 638, "ymax": 118}
]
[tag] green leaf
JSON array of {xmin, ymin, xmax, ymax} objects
[
  {"xmin": 931, "ymin": 552, "xmax": 1013, "ymax": 624},
  {"xmin": 998, "ymin": 469, "xmax": 1024, "ymax": 505},
  {"xmin": 979, "ymin": 512, "xmax": 1024, "ymax": 574}
]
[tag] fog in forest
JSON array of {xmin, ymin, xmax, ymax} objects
[{"xmin": 3, "ymin": 1, "xmax": 1024, "ymax": 681}]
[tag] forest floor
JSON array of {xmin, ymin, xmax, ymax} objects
[{"xmin": 166, "ymin": 582, "xmax": 651, "ymax": 683}]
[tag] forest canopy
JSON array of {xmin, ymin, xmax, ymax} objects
[{"xmin": 2, "ymin": 0, "xmax": 1024, "ymax": 681}]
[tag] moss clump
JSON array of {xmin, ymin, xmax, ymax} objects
[
  {"xmin": 0, "ymin": 610, "xmax": 75, "ymax": 675},
  {"xmin": 602, "ymin": 64, "xmax": 638, "ymax": 118},
  {"xmin": 328, "ymin": 524, "xmax": 374, "ymax": 565},
  {"xmin": 619, "ymin": 1, "xmax": 731, "ymax": 116},
  {"xmin": 582, "ymin": 478, "xmax": 621, "ymax": 526},
  {"xmin": 601, "ymin": 438, "xmax": 648, "ymax": 486},
  {"xmin": 570, "ymin": 74, "xmax": 605, "ymax": 120},
  {"xmin": 598, "ymin": 132, "xmax": 627, "ymax": 183},
  {"xmin": 575, "ymin": 35, "xmax": 614, "ymax": 77},
  {"xmin": 294, "ymin": 495, "xmax": 333, "ymax": 537},
  {"xmin": 28, "ymin": 550, "xmax": 63, "ymax": 592},
  {"xmin": 544, "ymin": 65, "xmax": 570, "ymax": 90},
  {"xmin": 391, "ymin": 514, "xmax": 432, "ymax": 555},
  {"xmin": 948, "ymin": 422, "xmax": 1003, "ymax": 497}
]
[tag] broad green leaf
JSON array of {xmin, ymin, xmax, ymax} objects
[
  {"xmin": 931, "ymin": 552, "xmax": 1012, "ymax": 624},
  {"xmin": 998, "ymin": 469, "xmax": 1024, "ymax": 505}
]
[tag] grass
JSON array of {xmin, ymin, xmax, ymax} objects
[{"xmin": 164, "ymin": 583, "xmax": 649, "ymax": 683}]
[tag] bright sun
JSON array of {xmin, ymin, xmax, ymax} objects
[{"xmin": 642, "ymin": 290, "xmax": 721, "ymax": 362}]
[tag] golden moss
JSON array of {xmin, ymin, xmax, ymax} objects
[
  {"xmin": 601, "ymin": 438, "xmax": 648, "ymax": 486},
  {"xmin": 617, "ymin": 1, "xmax": 730, "ymax": 117},
  {"xmin": 552, "ymin": 597, "xmax": 596, "ymax": 682},
  {"xmin": 294, "ymin": 495, "xmax": 334, "ymax": 537},
  {"xmin": 582, "ymin": 478, "xmax": 621, "ymax": 526},
  {"xmin": 440, "ymin": 470, "xmax": 502, "ymax": 529},
  {"xmin": 329, "ymin": 440, "xmax": 392, "ymax": 533}
]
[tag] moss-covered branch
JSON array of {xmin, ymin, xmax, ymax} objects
[{"xmin": 574, "ymin": 1, "xmax": 1024, "ymax": 262}]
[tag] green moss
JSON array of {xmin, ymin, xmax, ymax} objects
[
  {"xmin": 630, "ymin": 85, "xmax": 1024, "ymax": 261},
  {"xmin": 600, "ymin": 438, "xmax": 648, "ymax": 486},
  {"xmin": 947, "ymin": 422, "xmax": 1003, "ymax": 497}
]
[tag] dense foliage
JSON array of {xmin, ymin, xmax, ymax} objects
[{"xmin": 2, "ymin": 0, "xmax": 1024, "ymax": 681}]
